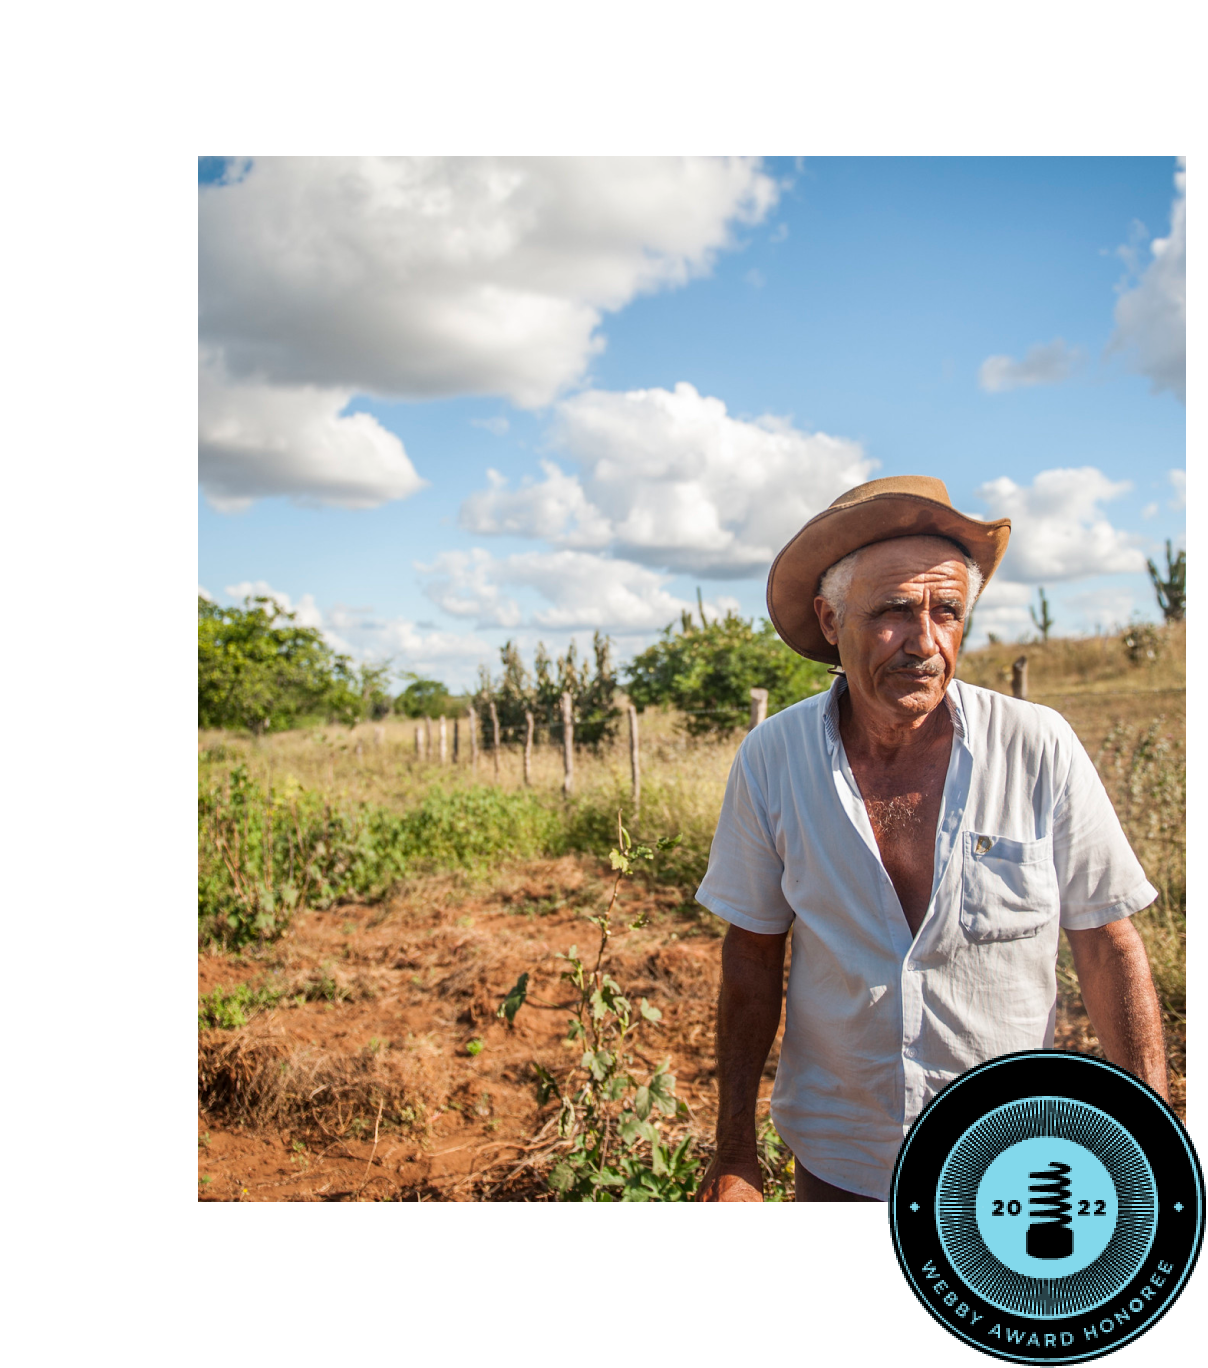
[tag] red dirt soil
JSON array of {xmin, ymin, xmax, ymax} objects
[{"xmin": 197, "ymin": 856, "xmax": 1179, "ymax": 1202}]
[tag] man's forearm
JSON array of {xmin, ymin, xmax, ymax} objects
[
  {"xmin": 1066, "ymin": 918, "xmax": 1167, "ymax": 1098},
  {"xmin": 714, "ymin": 926, "xmax": 788, "ymax": 1157}
]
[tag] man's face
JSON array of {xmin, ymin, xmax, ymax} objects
[{"xmin": 815, "ymin": 537, "xmax": 970, "ymax": 727}]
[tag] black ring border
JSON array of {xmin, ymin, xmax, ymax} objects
[{"xmin": 889, "ymin": 1050, "xmax": 1203, "ymax": 1364}]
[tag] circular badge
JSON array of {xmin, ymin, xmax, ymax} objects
[{"xmin": 890, "ymin": 1052, "xmax": 1202, "ymax": 1362}]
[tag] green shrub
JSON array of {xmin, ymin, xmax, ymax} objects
[
  {"xmin": 199, "ymin": 767, "xmax": 569, "ymax": 948},
  {"xmin": 625, "ymin": 610, "xmax": 829, "ymax": 736}
]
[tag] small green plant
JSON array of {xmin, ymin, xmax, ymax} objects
[
  {"xmin": 498, "ymin": 816, "xmax": 694, "ymax": 1201},
  {"xmin": 198, "ymin": 981, "xmax": 284, "ymax": 1030},
  {"xmin": 465, "ymin": 1039, "xmax": 484, "ymax": 1057},
  {"xmin": 755, "ymin": 1119, "xmax": 796, "ymax": 1202},
  {"xmin": 1030, "ymin": 586, "xmax": 1055, "ymax": 642},
  {"xmin": 199, "ymin": 1175, "xmax": 212, "ymax": 1186}
]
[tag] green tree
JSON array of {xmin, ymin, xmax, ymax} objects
[
  {"xmin": 624, "ymin": 608, "xmax": 830, "ymax": 736},
  {"xmin": 198, "ymin": 595, "xmax": 361, "ymax": 733},
  {"xmin": 393, "ymin": 675, "xmax": 455, "ymax": 718},
  {"xmin": 1147, "ymin": 540, "xmax": 1186, "ymax": 623},
  {"xmin": 477, "ymin": 633, "xmax": 620, "ymax": 749}
]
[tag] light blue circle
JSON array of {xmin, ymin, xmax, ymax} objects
[{"xmin": 976, "ymin": 1136, "xmax": 1116, "ymax": 1276}]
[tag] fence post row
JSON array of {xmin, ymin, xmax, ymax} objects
[
  {"xmin": 561, "ymin": 691, "xmax": 574, "ymax": 796},
  {"xmin": 523, "ymin": 709, "xmax": 534, "ymax": 787},
  {"xmin": 1012, "ymin": 656, "xmax": 1028, "ymax": 700},
  {"xmin": 749, "ymin": 687, "xmax": 769, "ymax": 730},
  {"xmin": 628, "ymin": 703, "xmax": 641, "ymax": 814}
]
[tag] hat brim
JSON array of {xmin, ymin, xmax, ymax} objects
[{"xmin": 766, "ymin": 493, "xmax": 1011, "ymax": 665}]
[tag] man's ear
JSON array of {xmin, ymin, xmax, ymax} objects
[{"xmin": 814, "ymin": 596, "xmax": 840, "ymax": 647}]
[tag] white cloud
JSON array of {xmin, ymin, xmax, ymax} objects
[
  {"xmin": 417, "ymin": 549, "xmax": 524, "ymax": 629},
  {"xmin": 224, "ymin": 580, "xmax": 326, "ymax": 629},
  {"xmin": 968, "ymin": 577, "xmax": 1033, "ymax": 644},
  {"xmin": 419, "ymin": 546, "xmax": 736, "ymax": 632},
  {"xmin": 200, "ymin": 157, "xmax": 778, "ymax": 410},
  {"xmin": 460, "ymin": 382, "xmax": 875, "ymax": 577},
  {"xmin": 975, "ymin": 467, "xmax": 1145, "ymax": 582},
  {"xmin": 198, "ymin": 585, "xmax": 212, "ymax": 600},
  {"xmin": 460, "ymin": 462, "xmax": 612, "ymax": 545},
  {"xmin": 978, "ymin": 339, "xmax": 1080, "ymax": 393},
  {"xmin": 217, "ymin": 579, "xmax": 494, "ymax": 687},
  {"xmin": 199, "ymin": 355, "xmax": 427, "ymax": 511},
  {"xmin": 1142, "ymin": 502, "xmax": 1159, "ymax": 520},
  {"xmin": 1064, "ymin": 587, "xmax": 1137, "ymax": 633},
  {"xmin": 471, "ymin": 416, "xmax": 510, "ymax": 436},
  {"xmin": 1169, "ymin": 468, "xmax": 1185, "ymax": 509},
  {"xmin": 1110, "ymin": 159, "xmax": 1185, "ymax": 402}
]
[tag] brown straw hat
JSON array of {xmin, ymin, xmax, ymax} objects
[{"xmin": 766, "ymin": 475, "xmax": 1011, "ymax": 666}]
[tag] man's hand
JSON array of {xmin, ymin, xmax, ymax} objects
[
  {"xmin": 696, "ymin": 1155, "xmax": 764, "ymax": 1202},
  {"xmin": 696, "ymin": 924, "xmax": 789, "ymax": 1203},
  {"xmin": 1066, "ymin": 916, "xmax": 1167, "ymax": 1099}
]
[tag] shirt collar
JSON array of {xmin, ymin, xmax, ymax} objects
[{"xmin": 823, "ymin": 674, "xmax": 966, "ymax": 753}]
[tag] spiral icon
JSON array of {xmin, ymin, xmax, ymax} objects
[{"xmin": 1026, "ymin": 1161, "xmax": 1074, "ymax": 1259}]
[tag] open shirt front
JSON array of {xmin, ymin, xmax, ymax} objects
[{"xmin": 695, "ymin": 676, "xmax": 1157, "ymax": 1200}]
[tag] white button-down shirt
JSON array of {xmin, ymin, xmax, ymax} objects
[{"xmin": 695, "ymin": 677, "xmax": 1156, "ymax": 1200}]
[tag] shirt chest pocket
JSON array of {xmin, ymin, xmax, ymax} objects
[{"xmin": 961, "ymin": 832, "xmax": 1058, "ymax": 942}]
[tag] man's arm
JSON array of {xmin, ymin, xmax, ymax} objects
[
  {"xmin": 1066, "ymin": 917, "xmax": 1168, "ymax": 1099},
  {"xmin": 696, "ymin": 924, "xmax": 789, "ymax": 1202}
]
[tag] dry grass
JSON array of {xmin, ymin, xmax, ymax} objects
[
  {"xmin": 199, "ymin": 1018, "xmax": 441, "ymax": 1142},
  {"xmin": 957, "ymin": 620, "xmax": 1185, "ymax": 697}
]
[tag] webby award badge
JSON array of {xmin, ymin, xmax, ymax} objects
[{"xmin": 889, "ymin": 1052, "xmax": 1202, "ymax": 1362}]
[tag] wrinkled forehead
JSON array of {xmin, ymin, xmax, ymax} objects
[{"xmin": 853, "ymin": 536, "xmax": 971, "ymax": 599}]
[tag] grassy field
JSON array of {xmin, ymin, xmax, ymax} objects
[{"xmin": 198, "ymin": 624, "xmax": 1185, "ymax": 1199}]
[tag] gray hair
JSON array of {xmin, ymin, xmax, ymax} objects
[{"xmin": 818, "ymin": 537, "xmax": 984, "ymax": 623}]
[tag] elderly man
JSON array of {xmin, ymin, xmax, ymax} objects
[{"xmin": 695, "ymin": 476, "xmax": 1167, "ymax": 1203}]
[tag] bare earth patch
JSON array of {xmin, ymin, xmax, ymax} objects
[{"xmin": 198, "ymin": 855, "xmax": 1183, "ymax": 1202}]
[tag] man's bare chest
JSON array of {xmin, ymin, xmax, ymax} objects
[{"xmin": 846, "ymin": 747, "xmax": 951, "ymax": 934}]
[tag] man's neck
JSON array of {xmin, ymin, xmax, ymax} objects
[{"xmin": 838, "ymin": 681, "xmax": 953, "ymax": 766}]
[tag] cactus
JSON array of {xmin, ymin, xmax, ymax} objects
[
  {"xmin": 1030, "ymin": 587, "xmax": 1055, "ymax": 643},
  {"xmin": 1147, "ymin": 540, "xmax": 1186, "ymax": 623}
]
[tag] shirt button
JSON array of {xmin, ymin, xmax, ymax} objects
[{"xmin": 905, "ymin": 1045, "xmax": 918, "ymax": 1059}]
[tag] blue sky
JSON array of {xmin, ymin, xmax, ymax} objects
[{"xmin": 199, "ymin": 156, "xmax": 1185, "ymax": 689}]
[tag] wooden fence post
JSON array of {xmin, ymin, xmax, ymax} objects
[
  {"xmin": 425, "ymin": 716, "xmax": 433, "ymax": 760},
  {"xmin": 1012, "ymin": 656, "xmax": 1028, "ymax": 700},
  {"xmin": 489, "ymin": 700, "xmax": 501, "ymax": 777},
  {"xmin": 749, "ymin": 687, "xmax": 769, "ymax": 730},
  {"xmin": 453, "ymin": 718, "xmax": 460, "ymax": 763},
  {"xmin": 628, "ymin": 703, "xmax": 641, "ymax": 815},
  {"xmin": 439, "ymin": 716, "xmax": 448, "ymax": 764},
  {"xmin": 414, "ymin": 724, "xmax": 422, "ymax": 758},
  {"xmin": 523, "ymin": 709, "xmax": 534, "ymax": 787},
  {"xmin": 468, "ymin": 706, "xmax": 478, "ymax": 773},
  {"xmin": 561, "ymin": 691, "xmax": 574, "ymax": 796}
]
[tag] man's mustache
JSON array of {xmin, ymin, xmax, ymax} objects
[{"xmin": 886, "ymin": 658, "xmax": 945, "ymax": 678}]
